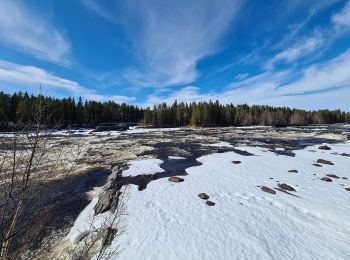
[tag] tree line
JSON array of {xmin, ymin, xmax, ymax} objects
[
  {"xmin": 0, "ymin": 91, "xmax": 349, "ymax": 129},
  {"xmin": 144, "ymin": 101, "xmax": 350, "ymax": 127},
  {"xmin": 0, "ymin": 91, "xmax": 144, "ymax": 129}
]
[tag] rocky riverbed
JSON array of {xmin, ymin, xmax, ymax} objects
[{"xmin": 1, "ymin": 125, "xmax": 350, "ymax": 259}]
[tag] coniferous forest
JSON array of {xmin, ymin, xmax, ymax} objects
[{"xmin": 0, "ymin": 91, "xmax": 349, "ymax": 130}]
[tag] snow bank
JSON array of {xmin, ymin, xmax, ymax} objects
[
  {"xmin": 67, "ymin": 158, "xmax": 165, "ymax": 244},
  {"xmin": 114, "ymin": 142, "xmax": 350, "ymax": 260},
  {"xmin": 122, "ymin": 158, "xmax": 164, "ymax": 177}
]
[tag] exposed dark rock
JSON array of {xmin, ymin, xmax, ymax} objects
[
  {"xmin": 168, "ymin": 176, "xmax": 184, "ymax": 183},
  {"xmin": 326, "ymin": 174, "xmax": 340, "ymax": 179},
  {"xmin": 340, "ymin": 153, "xmax": 350, "ymax": 157},
  {"xmin": 288, "ymin": 170, "xmax": 298, "ymax": 173},
  {"xmin": 318, "ymin": 145, "xmax": 331, "ymax": 150},
  {"xmin": 261, "ymin": 186, "xmax": 276, "ymax": 194},
  {"xmin": 232, "ymin": 149, "xmax": 255, "ymax": 156},
  {"xmin": 320, "ymin": 177, "xmax": 333, "ymax": 182},
  {"xmin": 232, "ymin": 161, "xmax": 241, "ymax": 164},
  {"xmin": 108, "ymin": 166, "xmax": 122, "ymax": 187},
  {"xmin": 345, "ymin": 188, "xmax": 350, "ymax": 191},
  {"xmin": 278, "ymin": 183, "xmax": 296, "ymax": 192},
  {"xmin": 198, "ymin": 193, "xmax": 209, "ymax": 200},
  {"xmin": 94, "ymin": 190, "xmax": 116, "ymax": 215},
  {"xmin": 313, "ymin": 163, "xmax": 323, "ymax": 167},
  {"xmin": 109, "ymin": 191, "xmax": 122, "ymax": 213},
  {"xmin": 275, "ymin": 188, "xmax": 300, "ymax": 197},
  {"xmin": 342, "ymin": 177, "xmax": 348, "ymax": 180},
  {"xmin": 102, "ymin": 227, "xmax": 118, "ymax": 247},
  {"xmin": 317, "ymin": 159, "xmax": 334, "ymax": 165},
  {"xmin": 272, "ymin": 149, "xmax": 296, "ymax": 157},
  {"xmin": 206, "ymin": 201, "xmax": 215, "ymax": 206},
  {"xmin": 94, "ymin": 123, "xmax": 129, "ymax": 132}
]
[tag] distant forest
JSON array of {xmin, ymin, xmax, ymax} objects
[{"xmin": 0, "ymin": 91, "xmax": 349, "ymax": 130}]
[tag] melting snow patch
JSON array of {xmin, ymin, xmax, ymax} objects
[
  {"xmin": 201, "ymin": 141, "xmax": 233, "ymax": 147},
  {"xmin": 124, "ymin": 127, "xmax": 181, "ymax": 134},
  {"xmin": 168, "ymin": 156, "xmax": 185, "ymax": 160},
  {"xmin": 275, "ymin": 147, "xmax": 285, "ymax": 151},
  {"xmin": 123, "ymin": 159, "xmax": 164, "ymax": 177}
]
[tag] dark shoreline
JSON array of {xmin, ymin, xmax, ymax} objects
[{"xmin": 9, "ymin": 168, "xmax": 111, "ymax": 257}]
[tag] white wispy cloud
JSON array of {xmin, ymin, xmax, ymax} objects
[
  {"xmin": 145, "ymin": 48, "xmax": 350, "ymax": 110},
  {"xmin": 81, "ymin": 0, "xmax": 117, "ymax": 23},
  {"xmin": 83, "ymin": 0, "xmax": 241, "ymax": 88},
  {"xmin": 234, "ymin": 73, "xmax": 250, "ymax": 81},
  {"xmin": 266, "ymin": 1, "xmax": 350, "ymax": 70},
  {"xmin": 0, "ymin": 60, "xmax": 134, "ymax": 103},
  {"xmin": 332, "ymin": 0, "xmax": 350, "ymax": 27},
  {"xmin": 265, "ymin": 32, "xmax": 323, "ymax": 69},
  {"xmin": 0, "ymin": 0, "xmax": 71, "ymax": 64},
  {"xmin": 277, "ymin": 49, "xmax": 350, "ymax": 95}
]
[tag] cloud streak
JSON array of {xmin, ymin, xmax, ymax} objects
[
  {"xmin": 332, "ymin": 1, "xmax": 350, "ymax": 27},
  {"xmin": 0, "ymin": 60, "xmax": 134, "ymax": 103},
  {"xmin": 146, "ymin": 48, "xmax": 350, "ymax": 110},
  {"xmin": 265, "ymin": 0, "xmax": 350, "ymax": 70},
  {"xmin": 0, "ymin": 0, "xmax": 71, "ymax": 64},
  {"xmin": 84, "ymin": 0, "xmax": 241, "ymax": 88}
]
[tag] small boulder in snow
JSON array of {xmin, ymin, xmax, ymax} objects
[
  {"xmin": 261, "ymin": 186, "xmax": 276, "ymax": 194},
  {"xmin": 313, "ymin": 163, "xmax": 323, "ymax": 167},
  {"xmin": 278, "ymin": 183, "xmax": 296, "ymax": 192},
  {"xmin": 168, "ymin": 176, "xmax": 184, "ymax": 183},
  {"xmin": 321, "ymin": 177, "xmax": 333, "ymax": 182},
  {"xmin": 345, "ymin": 188, "xmax": 350, "ymax": 191},
  {"xmin": 317, "ymin": 159, "xmax": 334, "ymax": 165},
  {"xmin": 340, "ymin": 153, "xmax": 350, "ymax": 157},
  {"xmin": 232, "ymin": 161, "xmax": 241, "ymax": 164},
  {"xmin": 206, "ymin": 201, "xmax": 215, "ymax": 206},
  {"xmin": 318, "ymin": 145, "xmax": 331, "ymax": 150},
  {"xmin": 198, "ymin": 193, "xmax": 209, "ymax": 200},
  {"xmin": 288, "ymin": 170, "xmax": 298, "ymax": 173}
]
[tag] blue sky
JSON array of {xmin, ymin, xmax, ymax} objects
[{"xmin": 0, "ymin": 0, "xmax": 350, "ymax": 110}]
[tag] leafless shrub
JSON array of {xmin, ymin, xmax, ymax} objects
[{"xmin": 0, "ymin": 98, "xmax": 81, "ymax": 259}]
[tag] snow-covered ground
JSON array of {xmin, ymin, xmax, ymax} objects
[
  {"xmin": 122, "ymin": 158, "xmax": 164, "ymax": 177},
  {"xmin": 103, "ymin": 141, "xmax": 350, "ymax": 260}
]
